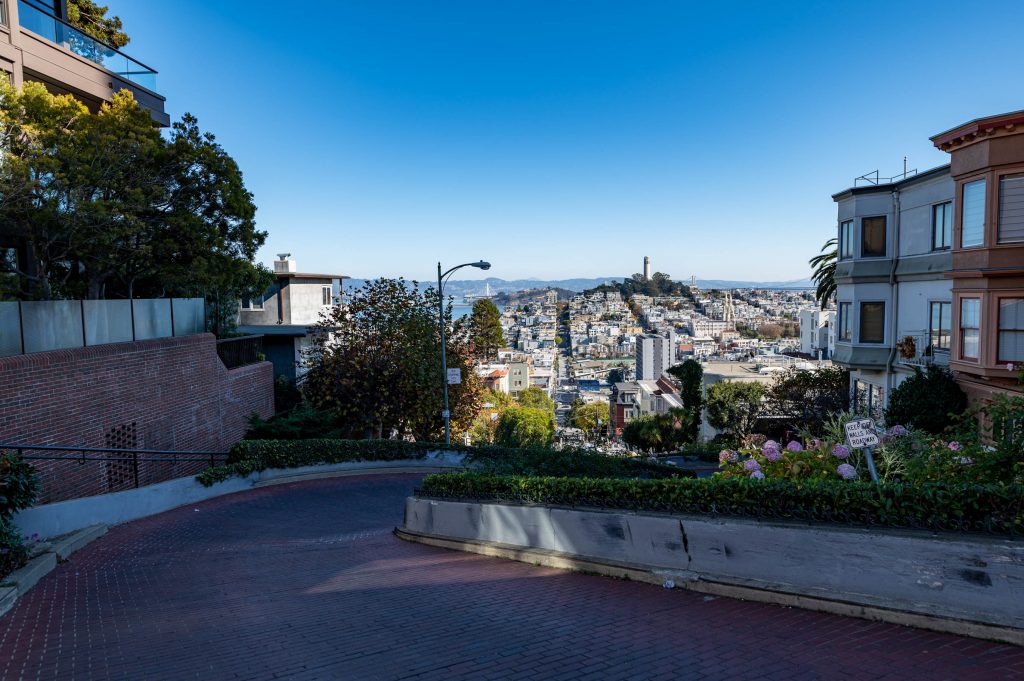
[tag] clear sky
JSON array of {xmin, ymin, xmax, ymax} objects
[{"xmin": 117, "ymin": 1, "xmax": 1024, "ymax": 283}]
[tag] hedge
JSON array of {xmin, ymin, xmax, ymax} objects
[
  {"xmin": 418, "ymin": 473, "xmax": 1024, "ymax": 537},
  {"xmin": 196, "ymin": 440, "xmax": 685, "ymax": 487}
]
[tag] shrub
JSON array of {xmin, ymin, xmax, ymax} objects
[
  {"xmin": 0, "ymin": 451, "xmax": 39, "ymax": 519},
  {"xmin": 419, "ymin": 473, "xmax": 1024, "ymax": 536},
  {"xmin": 766, "ymin": 366, "xmax": 850, "ymax": 435},
  {"xmin": 198, "ymin": 439, "xmax": 687, "ymax": 487},
  {"xmin": 706, "ymin": 381, "xmax": 765, "ymax": 439},
  {"xmin": 244, "ymin": 403, "xmax": 349, "ymax": 440},
  {"xmin": 494, "ymin": 407, "xmax": 555, "ymax": 448},
  {"xmin": 0, "ymin": 518, "xmax": 30, "ymax": 580},
  {"xmin": 884, "ymin": 366, "xmax": 967, "ymax": 434}
]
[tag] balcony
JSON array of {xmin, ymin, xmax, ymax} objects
[
  {"xmin": 895, "ymin": 332, "xmax": 950, "ymax": 369},
  {"xmin": 17, "ymin": 1, "xmax": 157, "ymax": 90}
]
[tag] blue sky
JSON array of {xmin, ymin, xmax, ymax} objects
[{"xmin": 118, "ymin": 1, "xmax": 1024, "ymax": 282}]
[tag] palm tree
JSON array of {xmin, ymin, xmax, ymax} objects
[{"xmin": 809, "ymin": 237, "xmax": 837, "ymax": 310}]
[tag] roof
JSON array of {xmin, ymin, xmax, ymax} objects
[
  {"xmin": 931, "ymin": 108, "xmax": 1024, "ymax": 150},
  {"xmin": 236, "ymin": 325, "xmax": 311, "ymax": 337},
  {"xmin": 278, "ymin": 273, "xmax": 350, "ymax": 281},
  {"xmin": 831, "ymin": 164, "xmax": 951, "ymax": 202}
]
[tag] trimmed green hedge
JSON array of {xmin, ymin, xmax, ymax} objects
[
  {"xmin": 418, "ymin": 473, "xmax": 1024, "ymax": 537},
  {"xmin": 197, "ymin": 440, "xmax": 686, "ymax": 487}
]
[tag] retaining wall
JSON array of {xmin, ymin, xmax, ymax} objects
[
  {"xmin": 401, "ymin": 497, "xmax": 1024, "ymax": 642},
  {"xmin": 0, "ymin": 333, "xmax": 274, "ymax": 504}
]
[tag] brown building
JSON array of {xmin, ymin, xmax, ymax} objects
[{"xmin": 932, "ymin": 111, "xmax": 1024, "ymax": 403}]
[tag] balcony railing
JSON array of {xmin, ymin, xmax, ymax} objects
[
  {"xmin": 17, "ymin": 1, "xmax": 157, "ymax": 90},
  {"xmin": 895, "ymin": 332, "xmax": 950, "ymax": 368},
  {"xmin": 216, "ymin": 335, "xmax": 265, "ymax": 369}
]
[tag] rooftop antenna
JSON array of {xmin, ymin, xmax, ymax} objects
[{"xmin": 903, "ymin": 156, "xmax": 907, "ymax": 179}]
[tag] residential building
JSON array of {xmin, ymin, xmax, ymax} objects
[
  {"xmin": 832, "ymin": 165, "xmax": 955, "ymax": 419},
  {"xmin": 508, "ymin": 362, "xmax": 530, "ymax": 395},
  {"xmin": 799, "ymin": 309, "xmax": 836, "ymax": 360},
  {"xmin": 237, "ymin": 254, "xmax": 348, "ymax": 381},
  {"xmin": 609, "ymin": 377, "xmax": 682, "ymax": 436},
  {"xmin": 931, "ymin": 110, "xmax": 1024, "ymax": 403},
  {"xmin": 636, "ymin": 330, "xmax": 675, "ymax": 380}
]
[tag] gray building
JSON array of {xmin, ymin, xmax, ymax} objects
[
  {"xmin": 635, "ymin": 330, "xmax": 676, "ymax": 380},
  {"xmin": 832, "ymin": 165, "xmax": 954, "ymax": 420},
  {"xmin": 238, "ymin": 255, "xmax": 348, "ymax": 381}
]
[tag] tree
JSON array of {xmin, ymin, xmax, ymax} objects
[
  {"xmin": 0, "ymin": 81, "xmax": 270, "ymax": 306},
  {"xmin": 469, "ymin": 299, "xmax": 504, "ymax": 360},
  {"xmin": 494, "ymin": 406, "xmax": 555, "ymax": 448},
  {"xmin": 767, "ymin": 366, "xmax": 850, "ymax": 435},
  {"xmin": 303, "ymin": 278, "xmax": 482, "ymax": 440},
  {"xmin": 571, "ymin": 401, "xmax": 609, "ymax": 441},
  {"xmin": 67, "ymin": 0, "xmax": 130, "ymax": 48},
  {"xmin": 758, "ymin": 323, "xmax": 783, "ymax": 339},
  {"xmin": 607, "ymin": 368, "xmax": 625, "ymax": 384},
  {"xmin": 517, "ymin": 386, "xmax": 555, "ymax": 414},
  {"xmin": 706, "ymin": 381, "xmax": 766, "ymax": 440},
  {"xmin": 621, "ymin": 408, "xmax": 697, "ymax": 452},
  {"xmin": 810, "ymin": 237, "xmax": 837, "ymax": 310},
  {"xmin": 884, "ymin": 366, "xmax": 967, "ymax": 435},
  {"xmin": 667, "ymin": 359, "xmax": 703, "ymax": 441},
  {"xmin": 468, "ymin": 389, "xmax": 514, "ymax": 445}
]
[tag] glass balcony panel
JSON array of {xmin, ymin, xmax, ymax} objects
[{"xmin": 17, "ymin": 1, "xmax": 157, "ymax": 89}]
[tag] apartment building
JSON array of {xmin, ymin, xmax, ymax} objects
[
  {"xmin": 931, "ymin": 110, "xmax": 1024, "ymax": 403},
  {"xmin": 799, "ymin": 309, "xmax": 836, "ymax": 359},
  {"xmin": 635, "ymin": 330, "xmax": 676, "ymax": 380},
  {"xmin": 832, "ymin": 165, "xmax": 954, "ymax": 418},
  {"xmin": 609, "ymin": 377, "xmax": 682, "ymax": 436},
  {"xmin": 832, "ymin": 107, "xmax": 1024, "ymax": 417},
  {"xmin": 237, "ymin": 255, "xmax": 348, "ymax": 381}
]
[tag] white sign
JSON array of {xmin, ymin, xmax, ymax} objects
[
  {"xmin": 844, "ymin": 418, "xmax": 880, "ymax": 449},
  {"xmin": 446, "ymin": 368, "xmax": 462, "ymax": 385}
]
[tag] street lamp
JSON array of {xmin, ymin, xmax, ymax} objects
[{"xmin": 438, "ymin": 260, "xmax": 491, "ymax": 447}]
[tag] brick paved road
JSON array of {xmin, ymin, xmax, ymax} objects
[{"xmin": 1, "ymin": 474, "xmax": 1021, "ymax": 680}]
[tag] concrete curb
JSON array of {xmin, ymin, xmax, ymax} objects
[
  {"xmin": 0, "ymin": 524, "xmax": 108, "ymax": 619},
  {"xmin": 395, "ymin": 527, "xmax": 1024, "ymax": 647}
]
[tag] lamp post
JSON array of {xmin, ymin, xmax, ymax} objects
[{"xmin": 438, "ymin": 260, "xmax": 491, "ymax": 447}]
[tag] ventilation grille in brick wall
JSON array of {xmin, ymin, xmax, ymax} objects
[{"xmin": 104, "ymin": 422, "xmax": 138, "ymax": 492}]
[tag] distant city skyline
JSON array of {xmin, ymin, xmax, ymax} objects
[{"xmin": 119, "ymin": 1, "xmax": 1024, "ymax": 281}]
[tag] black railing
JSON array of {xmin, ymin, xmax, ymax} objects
[
  {"xmin": 2, "ymin": 443, "xmax": 228, "ymax": 492},
  {"xmin": 216, "ymin": 335, "xmax": 264, "ymax": 369}
]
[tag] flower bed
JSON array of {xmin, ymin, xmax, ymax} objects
[{"xmin": 418, "ymin": 472, "xmax": 1024, "ymax": 537}]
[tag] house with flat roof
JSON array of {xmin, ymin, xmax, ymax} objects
[{"xmin": 237, "ymin": 254, "xmax": 348, "ymax": 382}]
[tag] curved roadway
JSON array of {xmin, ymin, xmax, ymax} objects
[{"xmin": 1, "ymin": 474, "xmax": 1021, "ymax": 680}]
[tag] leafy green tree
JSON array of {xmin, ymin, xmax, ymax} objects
[
  {"xmin": 884, "ymin": 366, "xmax": 967, "ymax": 435},
  {"xmin": 517, "ymin": 386, "xmax": 555, "ymax": 414},
  {"xmin": 706, "ymin": 381, "xmax": 766, "ymax": 440},
  {"xmin": 607, "ymin": 367, "xmax": 626, "ymax": 384},
  {"xmin": 667, "ymin": 359, "xmax": 703, "ymax": 440},
  {"xmin": 304, "ymin": 278, "xmax": 482, "ymax": 440},
  {"xmin": 67, "ymin": 0, "xmax": 130, "ymax": 48},
  {"xmin": 0, "ymin": 81, "xmax": 270, "ymax": 307},
  {"xmin": 767, "ymin": 366, "xmax": 850, "ymax": 435},
  {"xmin": 469, "ymin": 298, "xmax": 504, "ymax": 360},
  {"xmin": 810, "ymin": 237, "xmax": 837, "ymax": 310},
  {"xmin": 621, "ymin": 408, "xmax": 697, "ymax": 452},
  {"xmin": 468, "ymin": 389, "xmax": 515, "ymax": 445},
  {"xmin": 571, "ymin": 401, "xmax": 609, "ymax": 441},
  {"xmin": 494, "ymin": 406, "xmax": 555, "ymax": 448}
]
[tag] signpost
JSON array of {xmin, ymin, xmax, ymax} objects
[
  {"xmin": 844, "ymin": 418, "xmax": 880, "ymax": 482},
  {"xmin": 446, "ymin": 368, "xmax": 461, "ymax": 385}
]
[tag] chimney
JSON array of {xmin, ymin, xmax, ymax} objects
[{"xmin": 274, "ymin": 253, "xmax": 296, "ymax": 274}]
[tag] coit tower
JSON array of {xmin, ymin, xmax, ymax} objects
[{"xmin": 643, "ymin": 256, "xmax": 651, "ymax": 281}]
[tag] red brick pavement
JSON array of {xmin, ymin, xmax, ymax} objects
[{"xmin": 0, "ymin": 474, "xmax": 1021, "ymax": 680}]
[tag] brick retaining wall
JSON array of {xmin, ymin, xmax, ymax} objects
[{"xmin": 0, "ymin": 334, "xmax": 273, "ymax": 504}]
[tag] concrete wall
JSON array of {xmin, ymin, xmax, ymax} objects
[
  {"xmin": 404, "ymin": 498, "xmax": 1024, "ymax": 636},
  {"xmin": 0, "ymin": 334, "xmax": 274, "ymax": 504},
  {"xmin": 287, "ymin": 278, "xmax": 333, "ymax": 325}
]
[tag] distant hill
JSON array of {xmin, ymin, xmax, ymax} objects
[{"xmin": 343, "ymin": 276, "xmax": 814, "ymax": 295}]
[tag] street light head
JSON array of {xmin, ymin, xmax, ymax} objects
[{"xmin": 476, "ymin": 261, "xmax": 491, "ymax": 270}]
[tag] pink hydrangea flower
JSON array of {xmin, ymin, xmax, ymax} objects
[
  {"xmin": 887, "ymin": 425, "xmax": 907, "ymax": 437},
  {"xmin": 948, "ymin": 441, "xmax": 961, "ymax": 451},
  {"xmin": 831, "ymin": 445, "xmax": 850, "ymax": 459},
  {"xmin": 743, "ymin": 458, "xmax": 762, "ymax": 472},
  {"xmin": 763, "ymin": 440, "xmax": 780, "ymax": 451},
  {"xmin": 749, "ymin": 470, "xmax": 765, "ymax": 480},
  {"xmin": 837, "ymin": 463, "xmax": 857, "ymax": 480},
  {"xmin": 719, "ymin": 449, "xmax": 738, "ymax": 464},
  {"xmin": 809, "ymin": 438, "xmax": 822, "ymax": 449},
  {"xmin": 785, "ymin": 441, "xmax": 803, "ymax": 452}
]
